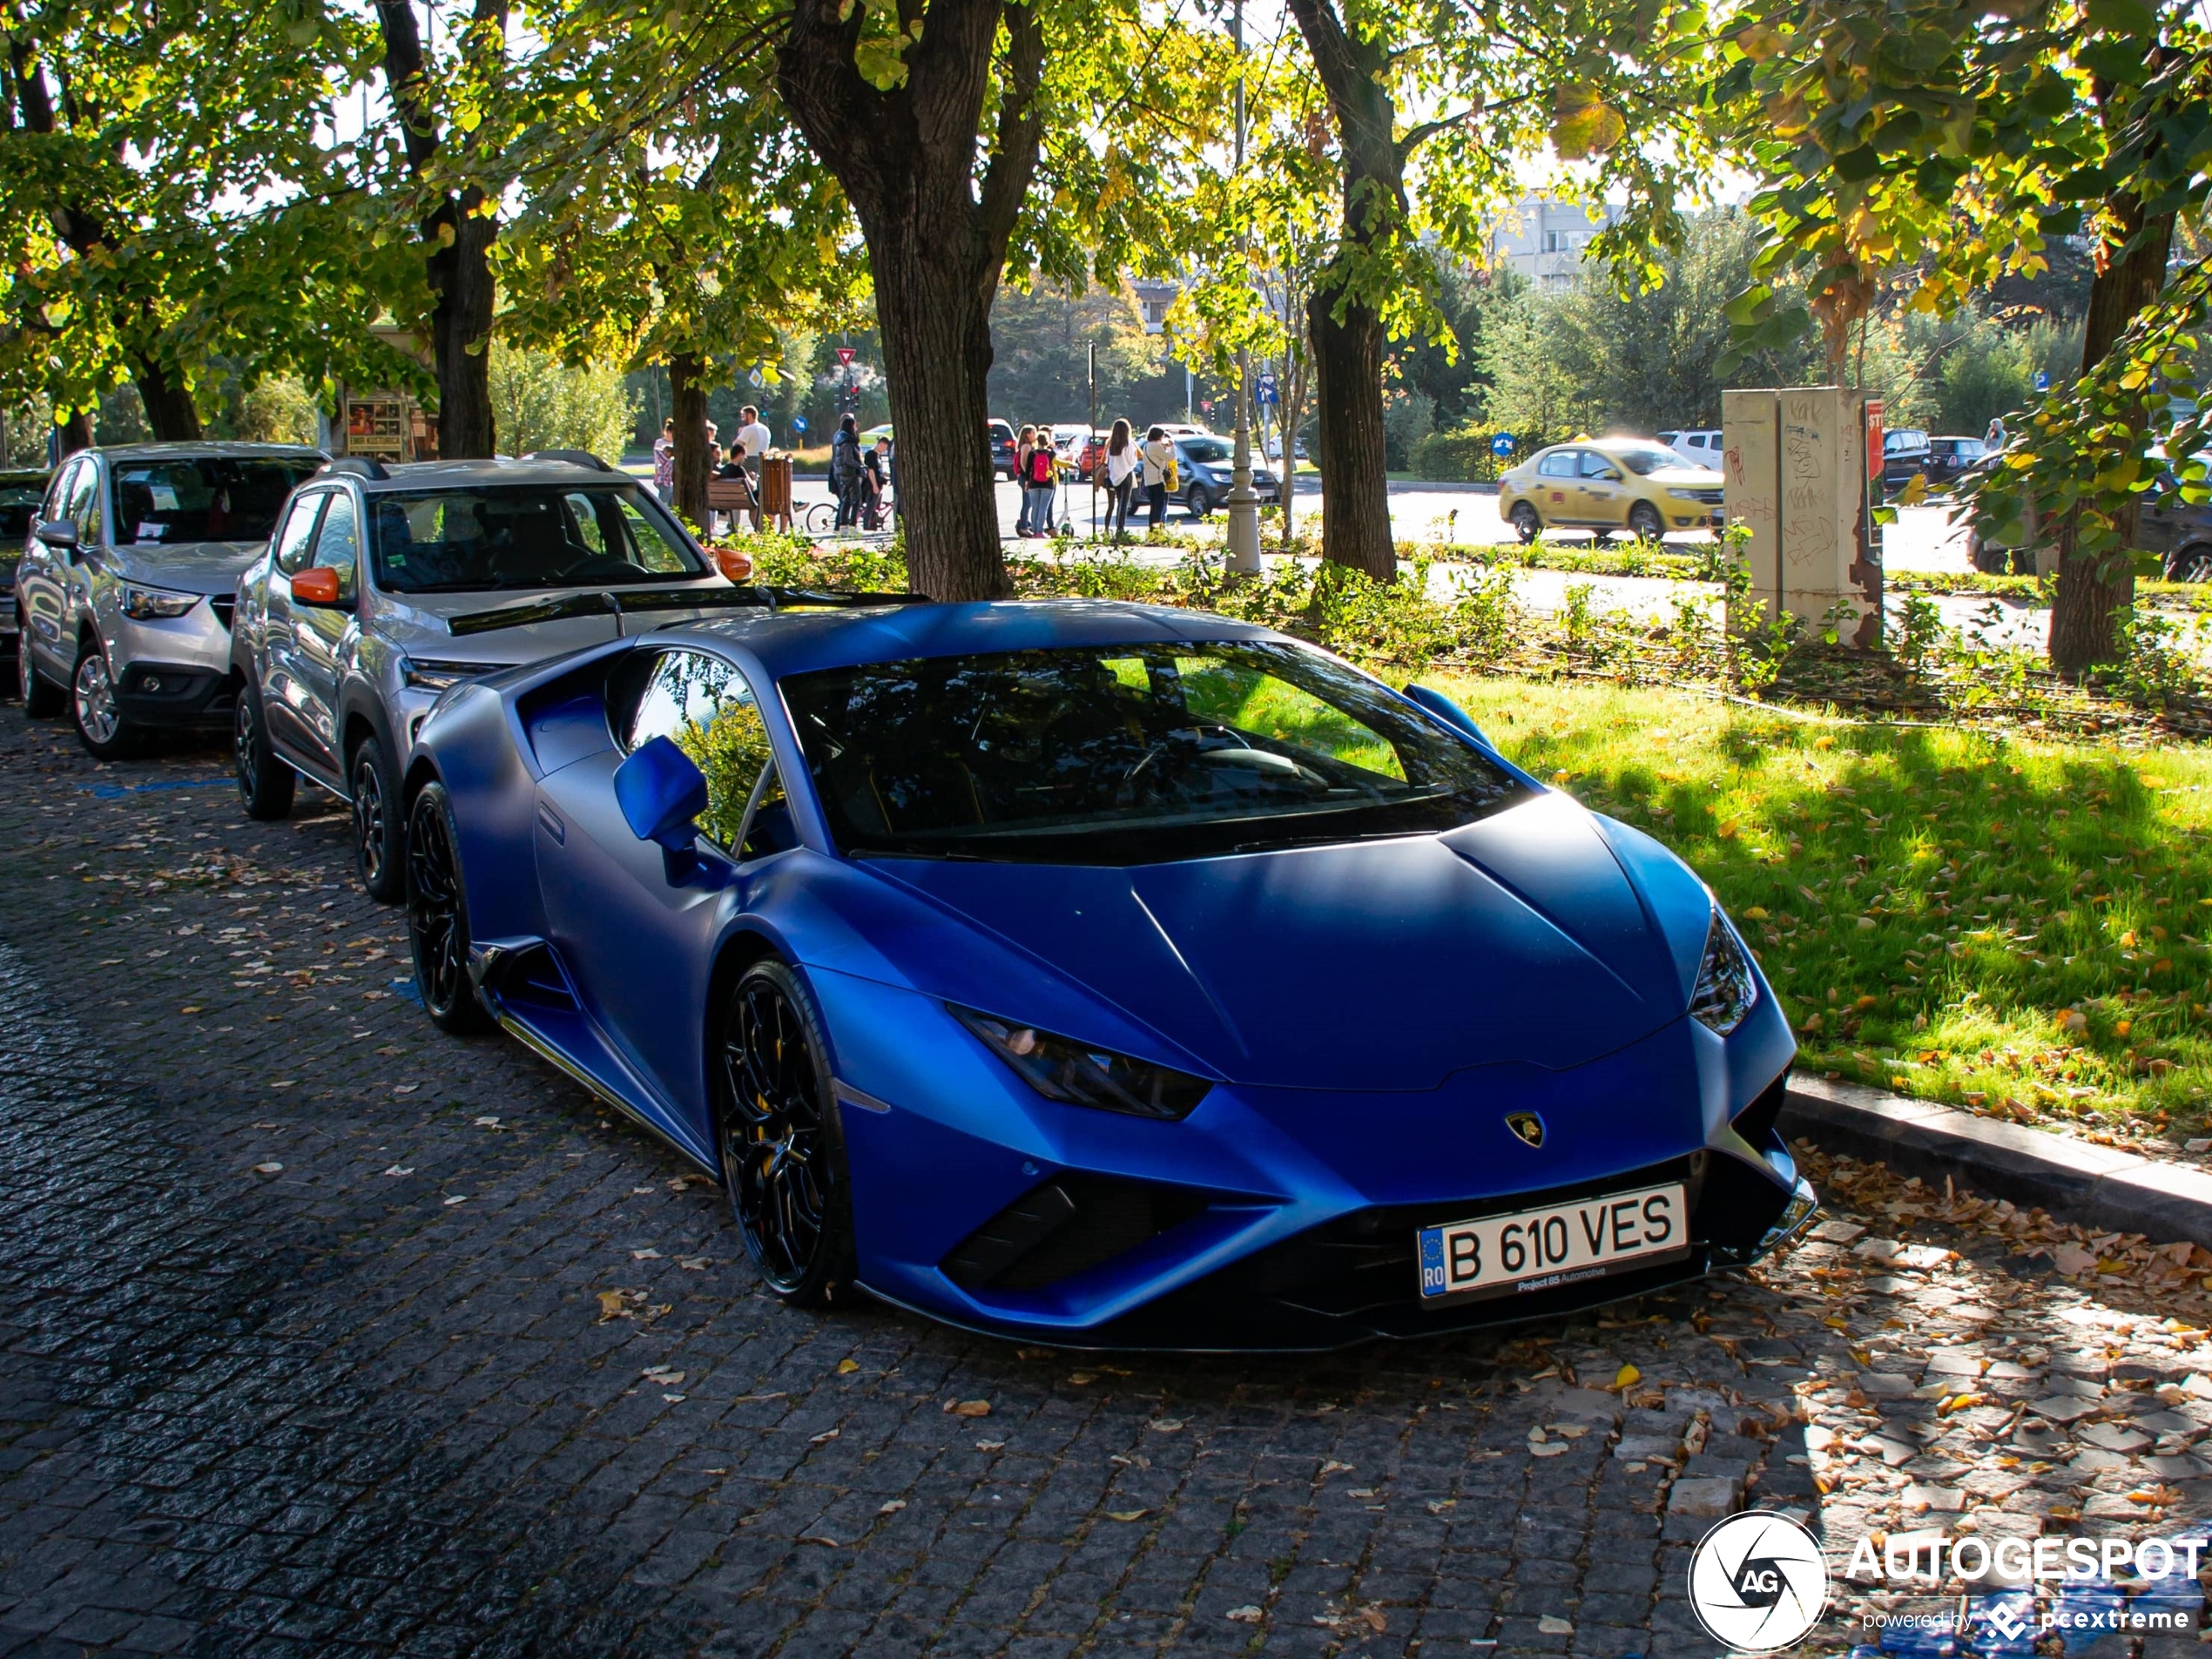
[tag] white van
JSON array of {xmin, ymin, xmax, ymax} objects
[{"xmin": 1658, "ymin": 428, "xmax": 1724, "ymax": 470}]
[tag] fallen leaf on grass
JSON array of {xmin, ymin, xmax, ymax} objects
[
  {"xmin": 948, "ymin": 1399, "xmax": 991, "ymax": 1418},
  {"xmin": 838, "ymin": 1359, "xmax": 860, "ymax": 1374},
  {"xmin": 642, "ymin": 1367, "xmax": 685, "ymax": 1386},
  {"xmin": 1612, "ymin": 1364, "xmax": 1641, "ymax": 1391},
  {"xmin": 597, "ymin": 1291, "xmax": 630, "ymax": 1322}
]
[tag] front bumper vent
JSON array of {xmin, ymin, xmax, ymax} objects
[{"xmin": 943, "ymin": 1176, "xmax": 1210, "ymax": 1291}]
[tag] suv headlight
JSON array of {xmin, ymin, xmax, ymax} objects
[
  {"xmin": 1689, "ymin": 907, "xmax": 1759, "ymax": 1035},
  {"xmin": 120, "ymin": 583, "xmax": 200, "ymax": 620},
  {"xmin": 949, "ymin": 1003, "xmax": 1211, "ymax": 1120},
  {"xmin": 401, "ymin": 656, "xmax": 500, "ymax": 693}
]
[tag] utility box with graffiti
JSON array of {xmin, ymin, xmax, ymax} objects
[{"xmin": 1721, "ymin": 387, "xmax": 1885, "ymax": 648}]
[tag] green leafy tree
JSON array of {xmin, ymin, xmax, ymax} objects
[
  {"xmin": 1718, "ymin": 0, "xmax": 2212, "ymax": 668},
  {"xmin": 986, "ymin": 280, "xmax": 1163, "ymax": 424},
  {"xmin": 486, "ymin": 344, "xmax": 640, "ymax": 459}
]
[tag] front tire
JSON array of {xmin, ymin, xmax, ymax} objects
[
  {"xmin": 234, "ymin": 690, "xmax": 295, "ymax": 819},
  {"xmin": 716, "ymin": 960, "xmax": 857, "ymax": 1307},
  {"xmin": 71, "ymin": 640, "xmax": 135, "ymax": 759},
  {"xmin": 1509, "ymin": 501, "xmax": 1542, "ymax": 545},
  {"xmin": 405, "ymin": 782, "xmax": 492, "ymax": 1035},
  {"xmin": 350, "ymin": 734, "xmax": 405, "ymax": 903},
  {"xmin": 2165, "ymin": 543, "xmax": 2212, "ymax": 583},
  {"xmin": 1628, "ymin": 502, "xmax": 1664, "ymax": 543},
  {"xmin": 1186, "ymin": 486, "xmax": 1211, "ymax": 520},
  {"xmin": 18, "ymin": 635, "xmax": 63, "ymax": 717}
]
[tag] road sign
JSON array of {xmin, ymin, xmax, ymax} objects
[
  {"xmin": 835, "ymin": 347, "xmax": 856, "ymax": 367},
  {"xmin": 2033, "ymin": 370, "xmax": 2050, "ymax": 392},
  {"xmin": 1255, "ymin": 373, "xmax": 1278, "ymax": 407},
  {"xmin": 747, "ymin": 368, "xmax": 765, "ymax": 388},
  {"xmin": 1491, "ymin": 432, "xmax": 1516, "ymax": 457},
  {"xmin": 792, "ymin": 416, "xmax": 808, "ymax": 433}
]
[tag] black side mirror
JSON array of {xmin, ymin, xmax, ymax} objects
[{"xmin": 34, "ymin": 519, "xmax": 78, "ymax": 551}]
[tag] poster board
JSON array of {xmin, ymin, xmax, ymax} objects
[
  {"xmin": 1723, "ymin": 387, "xmax": 1881, "ymax": 645},
  {"xmin": 345, "ymin": 396, "xmax": 410, "ymax": 459}
]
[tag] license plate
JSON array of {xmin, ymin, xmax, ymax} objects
[{"xmin": 1417, "ymin": 1181, "xmax": 1689, "ymax": 1302}]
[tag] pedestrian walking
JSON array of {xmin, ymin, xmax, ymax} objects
[
  {"xmin": 1103, "ymin": 418, "xmax": 1138, "ymax": 540},
  {"xmin": 1014, "ymin": 425, "xmax": 1039, "ymax": 536},
  {"xmin": 1022, "ymin": 428, "xmax": 1058, "ymax": 537},
  {"xmin": 1985, "ymin": 415, "xmax": 2008, "ymax": 448},
  {"xmin": 738, "ymin": 405, "xmax": 772, "ymax": 478},
  {"xmin": 652, "ymin": 418, "xmax": 675, "ymax": 506},
  {"xmin": 830, "ymin": 414, "xmax": 866, "ymax": 530},
  {"xmin": 864, "ymin": 435, "xmax": 893, "ymax": 530},
  {"xmin": 1141, "ymin": 425, "xmax": 1174, "ymax": 529}
]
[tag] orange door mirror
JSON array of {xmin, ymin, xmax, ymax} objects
[
  {"xmin": 715, "ymin": 547, "xmax": 754, "ymax": 583},
  {"xmin": 291, "ymin": 566, "xmax": 344, "ymax": 606}
]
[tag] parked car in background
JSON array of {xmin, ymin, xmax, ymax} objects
[
  {"xmin": 14, "ymin": 442, "xmax": 325, "ymax": 756},
  {"xmin": 1496, "ymin": 439, "xmax": 1723, "ymax": 544},
  {"xmin": 1264, "ymin": 434, "xmax": 1308, "ymax": 462},
  {"xmin": 1657, "ymin": 428, "xmax": 1723, "ymax": 471},
  {"xmin": 229, "ymin": 452, "xmax": 746, "ymax": 902},
  {"xmin": 0, "ymin": 465, "xmax": 51, "ymax": 687},
  {"xmin": 1164, "ymin": 435, "xmax": 1280, "ymax": 518},
  {"xmin": 988, "ymin": 420, "xmax": 1017, "ymax": 481},
  {"xmin": 399, "ymin": 600, "xmax": 1811, "ymax": 1345},
  {"xmin": 1881, "ymin": 428, "xmax": 1934, "ymax": 489},
  {"xmin": 1923, "ymin": 435, "xmax": 1987, "ymax": 488},
  {"xmin": 2144, "ymin": 450, "xmax": 2212, "ymax": 582}
]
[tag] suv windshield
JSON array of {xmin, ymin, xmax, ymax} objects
[
  {"xmin": 368, "ymin": 485, "xmax": 705, "ymax": 593},
  {"xmin": 0, "ymin": 477, "xmax": 44, "ymax": 542},
  {"xmin": 1609, "ymin": 445, "xmax": 1689, "ymax": 475},
  {"xmin": 113, "ymin": 457, "xmax": 320, "ymax": 545},
  {"xmin": 1181, "ymin": 438, "xmax": 1233, "ymax": 464},
  {"xmin": 780, "ymin": 640, "xmax": 1528, "ymax": 865}
]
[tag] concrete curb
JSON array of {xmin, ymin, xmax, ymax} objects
[{"xmin": 1778, "ymin": 1072, "xmax": 2212, "ymax": 1249}]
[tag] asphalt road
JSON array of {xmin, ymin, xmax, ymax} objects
[{"xmin": 2, "ymin": 710, "xmax": 2208, "ymax": 1656}]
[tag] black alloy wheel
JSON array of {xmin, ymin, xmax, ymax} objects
[
  {"xmin": 234, "ymin": 691, "xmax": 296, "ymax": 819},
  {"xmin": 351, "ymin": 735, "xmax": 405, "ymax": 902},
  {"xmin": 404, "ymin": 782, "xmax": 491, "ymax": 1035},
  {"xmin": 17, "ymin": 637, "xmax": 63, "ymax": 716},
  {"xmin": 716, "ymin": 961, "xmax": 855, "ymax": 1305},
  {"xmin": 1186, "ymin": 486, "xmax": 1212, "ymax": 520},
  {"xmin": 2166, "ymin": 543, "xmax": 2212, "ymax": 583},
  {"xmin": 1509, "ymin": 501, "xmax": 1542, "ymax": 545}
]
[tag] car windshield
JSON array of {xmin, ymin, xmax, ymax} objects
[
  {"xmin": 113, "ymin": 457, "xmax": 319, "ymax": 545},
  {"xmin": 368, "ymin": 485, "xmax": 706, "ymax": 593},
  {"xmin": 779, "ymin": 640, "xmax": 1529, "ymax": 865},
  {"xmin": 1181, "ymin": 438, "xmax": 1233, "ymax": 463},
  {"xmin": 1609, "ymin": 445, "xmax": 1690, "ymax": 475},
  {"xmin": 0, "ymin": 481, "xmax": 44, "ymax": 541}
]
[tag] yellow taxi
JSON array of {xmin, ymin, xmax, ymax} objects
[{"xmin": 1496, "ymin": 436, "xmax": 1723, "ymax": 543}]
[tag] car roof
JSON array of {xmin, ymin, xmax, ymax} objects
[
  {"xmin": 75, "ymin": 442, "xmax": 326, "ymax": 462},
  {"xmin": 657, "ymin": 599, "xmax": 1279, "ymax": 680},
  {"xmin": 332, "ymin": 457, "xmax": 641, "ymax": 493},
  {"xmin": 0, "ymin": 467, "xmax": 50, "ymax": 484}
]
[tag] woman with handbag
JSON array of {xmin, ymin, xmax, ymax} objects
[{"xmin": 1103, "ymin": 419, "xmax": 1139, "ymax": 541}]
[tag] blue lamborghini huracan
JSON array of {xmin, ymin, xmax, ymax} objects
[{"xmin": 401, "ymin": 596, "xmax": 1814, "ymax": 1349}]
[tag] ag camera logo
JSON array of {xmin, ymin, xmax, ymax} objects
[{"xmin": 1688, "ymin": 1512, "xmax": 1830, "ymax": 1653}]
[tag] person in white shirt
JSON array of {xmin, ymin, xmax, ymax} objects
[
  {"xmin": 736, "ymin": 406, "xmax": 772, "ymax": 477},
  {"xmin": 1140, "ymin": 425, "xmax": 1174, "ymax": 529},
  {"xmin": 1103, "ymin": 419, "xmax": 1140, "ymax": 540}
]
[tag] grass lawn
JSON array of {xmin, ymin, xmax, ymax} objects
[{"xmin": 1426, "ymin": 674, "xmax": 2212, "ymax": 1147}]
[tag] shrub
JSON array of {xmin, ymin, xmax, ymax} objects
[{"xmin": 1411, "ymin": 426, "xmax": 1515, "ymax": 482}]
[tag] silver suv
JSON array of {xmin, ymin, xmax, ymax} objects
[
  {"xmin": 230, "ymin": 453, "xmax": 751, "ymax": 901},
  {"xmin": 14, "ymin": 442, "xmax": 326, "ymax": 755}
]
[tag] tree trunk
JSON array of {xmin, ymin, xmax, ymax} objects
[
  {"xmin": 57, "ymin": 409, "xmax": 93, "ymax": 457},
  {"xmin": 776, "ymin": 0, "xmax": 1042, "ymax": 601},
  {"xmin": 131, "ymin": 354, "xmax": 203, "ymax": 442},
  {"xmin": 669, "ymin": 353, "xmax": 712, "ymax": 535},
  {"xmin": 2047, "ymin": 199, "xmax": 2176, "ymax": 674},
  {"xmin": 375, "ymin": 0, "xmax": 503, "ymax": 462}
]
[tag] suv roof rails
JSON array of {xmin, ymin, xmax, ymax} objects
[
  {"xmin": 520, "ymin": 448, "xmax": 616, "ymax": 473},
  {"xmin": 323, "ymin": 456, "xmax": 389, "ymax": 482}
]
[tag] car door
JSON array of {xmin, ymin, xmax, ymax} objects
[
  {"xmin": 17, "ymin": 458, "xmax": 84, "ymax": 682},
  {"xmin": 1534, "ymin": 449, "xmax": 1584, "ymax": 522},
  {"xmin": 287, "ymin": 489, "xmax": 361, "ymax": 771},
  {"xmin": 259, "ymin": 489, "xmax": 333, "ymax": 765},
  {"xmin": 1579, "ymin": 450, "xmax": 1629, "ymax": 527},
  {"xmin": 535, "ymin": 645, "xmax": 789, "ymax": 1138}
]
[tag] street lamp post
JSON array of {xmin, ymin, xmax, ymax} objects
[{"xmin": 1223, "ymin": 0, "xmax": 1262, "ymax": 575}]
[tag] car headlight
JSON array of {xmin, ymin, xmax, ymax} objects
[
  {"xmin": 401, "ymin": 656, "xmax": 501, "ymax": 693},
  {"xmin": 120, "ymin": 583, "xmax": 200, "ymax": 620},
  {"xmin": 1667, "ymin": 489, "xmax": 1711, "ymax": 502},
  {"xmin": 949, "ymin": 1003, "xmax": 1211, "ymax": 1120},
  {"xmin": 1689, "ymin": 907, "xmax": 1759, "ymax": 1035}
]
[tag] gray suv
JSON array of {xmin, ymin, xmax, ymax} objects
[
  {"xmin": 230, "ymin": 454, "xmax": 748, "ymax": 901},
  {"xmin": 14, "ymin": 443, "xmax": 326, "ymax": 755}
]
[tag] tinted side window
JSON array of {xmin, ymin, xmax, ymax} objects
[
  {"xmin": 273, "ymin": 493, "xmax": 327, "ymax": 576},
  {"xmin": 308, "ymin": 493, "xmax": 360, "ymax": 601},
  {"xmin": 624, "ymin": 650, "xmax": 772, "ymax": 848},
  {"xmin": 1537, "ymin": 451, "xmax": 1577, "ymax": 478},
  {"xmin": 61, "ymin": 462, "xmax": 98, "ymax": 540}
]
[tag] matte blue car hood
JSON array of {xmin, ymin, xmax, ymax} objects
[{"xmin": 870, "ymin": 793, "xmax": 1689, "ymax": 1091}]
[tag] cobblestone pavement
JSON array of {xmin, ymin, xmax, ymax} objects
[{"xmin": 3, "ymin": 705, "xmax": 2210, "ymax": 1659}]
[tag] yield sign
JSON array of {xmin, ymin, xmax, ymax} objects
[{"xmin": 835, "ymin": 347, "xmax": 856, "ymax": 367}]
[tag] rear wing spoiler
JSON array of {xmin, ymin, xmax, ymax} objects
[{"xmin": 446, "ymin": 583, "xmax": 929, "ymax": 638}]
